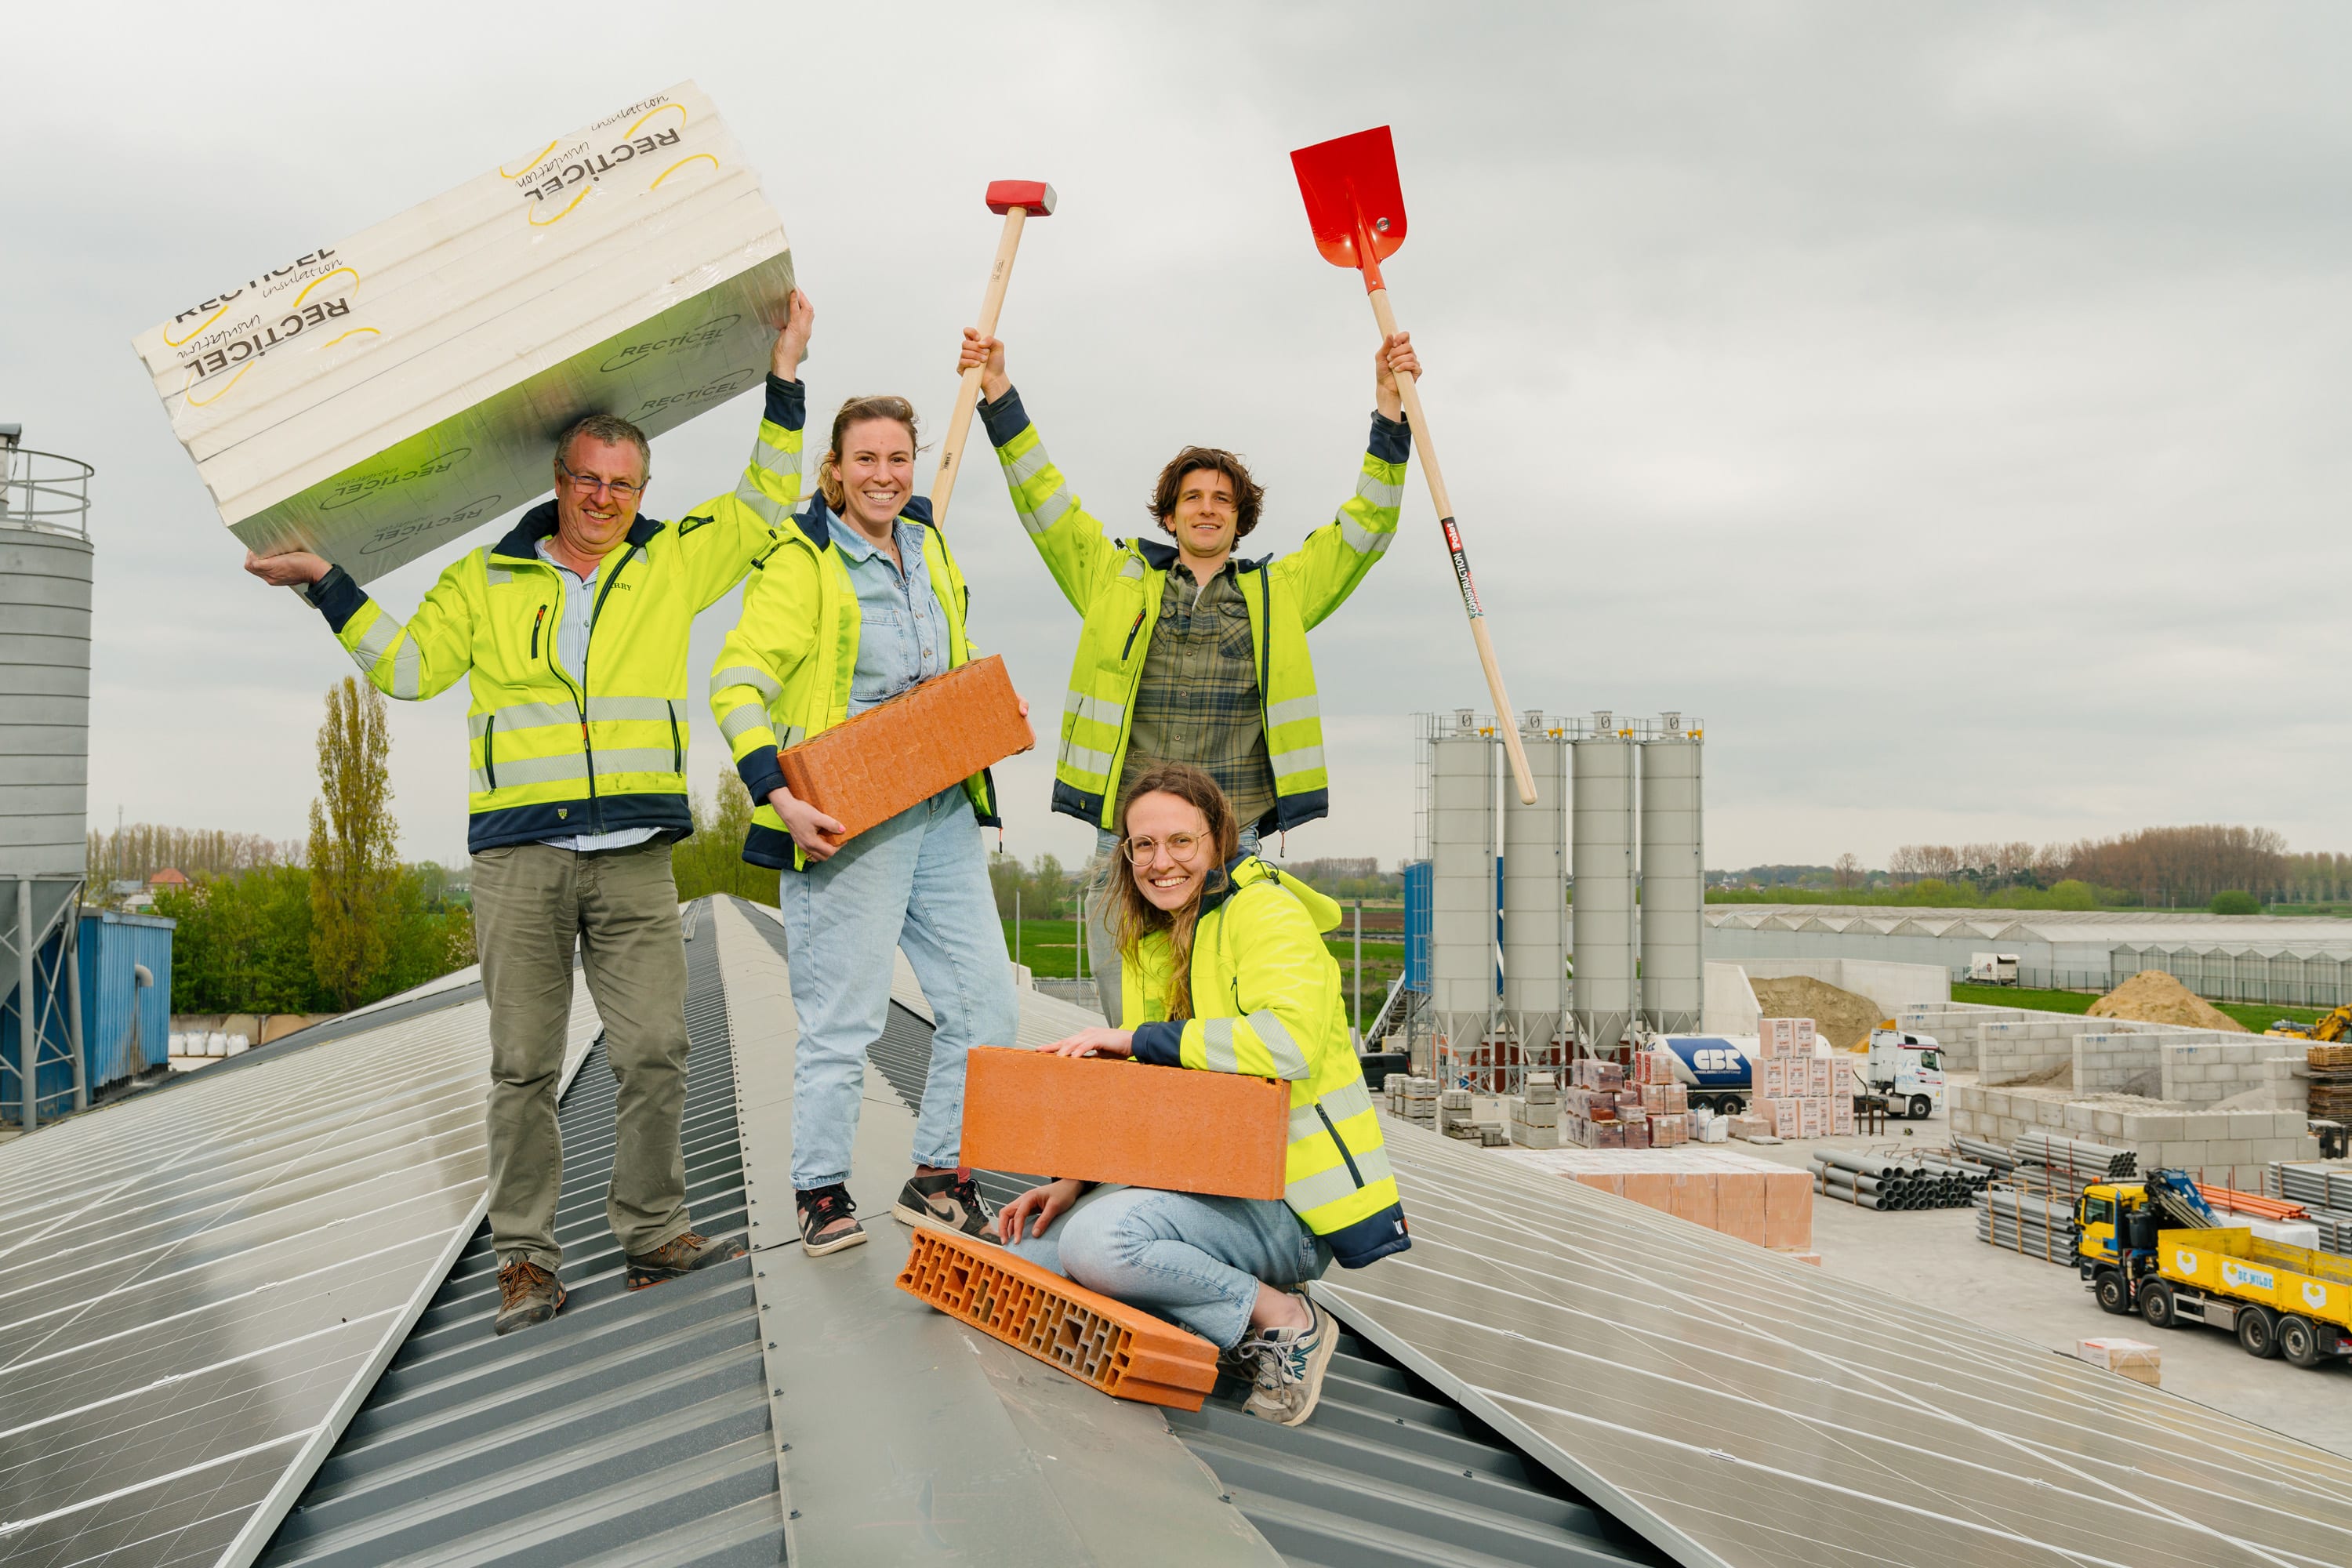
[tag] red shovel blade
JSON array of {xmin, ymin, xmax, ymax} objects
[{"xmin": 1290, "ymin": 125, "xmax": 1407, "ymax": 270}]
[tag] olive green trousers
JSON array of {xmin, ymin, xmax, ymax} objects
[{"xmin": 471, "ymin": 837, "xmax": 692, "ymax": 1272}]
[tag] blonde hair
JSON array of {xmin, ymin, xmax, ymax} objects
[{"xmin": 1112, "ymin": 764, "xmax": 1242, "ymax": 1022}]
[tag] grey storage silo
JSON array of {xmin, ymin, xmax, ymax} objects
[
  {"xmin": 1639, "ymin": 717, "xmax": 1704, "ymax": 1034},
  {"xmin": 1, "ymin": 437, "xmax": 95, "ymax": 1127},
  {"xmin": 1501, "ymin": 716, "xmax": 1567, "ymax": 1048},
  {"xmin": 1428, "ymin": 728, "xmax": 1497, "ymax": 1051},
  {"xmin": 1570, "ymin": 719, "xmax": 1635, "ymax": 1054}
]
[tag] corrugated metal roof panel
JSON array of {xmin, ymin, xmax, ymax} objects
[{"xmin": 256, "ymin": 908, "xmax": 784, "ymax": 1566}]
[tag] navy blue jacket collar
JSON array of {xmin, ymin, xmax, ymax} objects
[
  {"xmin": 792, "ymin": 493, "xmax": 935, "ymax": 554},
  {"xmin": 491, "ymin": 499, "xmax": 663, "ymax": 561},
  {"xmin": 1131, "ymin": 535, "xmax": 1271, "ymax": 575}
]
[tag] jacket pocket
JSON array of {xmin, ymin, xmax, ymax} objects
[
  {"xmin": 667, "ymin": 701, "xmax": 682, "ymax": 772},
  {"xmin": 1314, "ymin": 1102, "xmax": 1367, "ymax": 1189},
  {"xmin": 483, "ymin": 714, "xmax": 498, "ymax": 791}
]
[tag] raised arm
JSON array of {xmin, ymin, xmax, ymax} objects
[
  {"xmin": 959, "ymin": 330, "xmax": 1117, "ymax": 609},
  {"xmin": 246, "ymin": 549, "xmax": 474, "ymax": 701},
  {"xmin": 677, "ymin": 292, "xmax": 815, "ymax": 610},
  {"xmin": 1280, "ymin": 332, "xmax": 1417, "ymax": 630}
]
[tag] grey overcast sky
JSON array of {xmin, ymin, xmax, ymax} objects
[{"xmin": 8, "ymin": 2, "xmax": 2348, "ymax": 873}]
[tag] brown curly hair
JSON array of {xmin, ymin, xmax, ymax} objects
[
  {"xmin": 1149, "ymin": 446, "xmax": 1265, "ymax": 542},
  {"xmin": 1111, "ymin": 763, "xmax": 1243, "ymax": 1023}
]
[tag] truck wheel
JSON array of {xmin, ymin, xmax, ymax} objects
[
  {"xmin": 2137, "ymin": 1279, "xmax": 2177, "ymax": 1330},
  {"xmin": 2236, "ymin": 1305, "xmax": 2281, "ymax": 1359},
  {"xmin": 2279, "ymin": 1315, "xmax": 2325, "ymax": 1369},
  {"xmin": 2093, "ymin": 1269, "xmax": 2132, "ymax": 1315},
  {"xmin": 1908, "ymin": 1094, "xmax": 1933, "ymax": 1121}
]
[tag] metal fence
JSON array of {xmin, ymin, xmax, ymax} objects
[{"xmin": 1951, "ymin": 952, "xmax": 2352, "ymax": 1009}]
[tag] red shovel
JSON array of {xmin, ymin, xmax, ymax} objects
[{"xmin": 1290, "ymin": 126, "xmax": 1537, "ymax": 804}]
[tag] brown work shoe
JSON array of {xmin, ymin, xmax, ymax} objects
[
  {"xmin": 495, "ymin": 1258, "xmax": 566, "ymax": 1336},
  {"xmin": 624, "ymin": 1229, "xmax": 749, "ymax": 1289}
]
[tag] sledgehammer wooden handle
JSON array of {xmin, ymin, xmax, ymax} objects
[
  {"xmin": 930, "ymin": 207, "xmax": 1029, "ymax": 527},
  {"xmin": 1367, "ymin": 288, "xmax": 1537, "ymax": 804}
]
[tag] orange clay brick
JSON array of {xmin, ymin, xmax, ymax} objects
[
  {"xmin": 896, "ymin": 1228, "xmax": 1220, "ymax": 1410},
  {"xmin": 962, "ymin": 1047, "xmax": 1290, "ymax": 1201},
  {"xmin": 779, "ymin": 654, "xmax": 1034, "ymax": 842}
]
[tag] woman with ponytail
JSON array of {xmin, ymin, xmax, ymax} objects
[
  {"xmin": 992, "ymin": 763, "xmax": 1410, "ymax": 1427},
  {"xmin": 710, "ymin": 358, "xmax": 1022, "ymax": 1258}
]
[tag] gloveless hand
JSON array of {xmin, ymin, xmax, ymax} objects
[
  {"xmin": 992, "ymin": 1176, "xmax": 1085, "ymax": 1243},
  {"xmin": 244, "ymin": 549, "xmax": 329, "ymax": 586},
  {"xmin": 1037, "ymin": 1026, "xmax": 1134, "ymax": 1059},
  {"xmin": 1374, "ymin": 330, "xmax": 1418, "ymax": 421},
  {"xmin": 768, "ymin": 786, "xmax": 845, "ymax": 861}
]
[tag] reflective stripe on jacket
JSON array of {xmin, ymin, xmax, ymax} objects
[
  {"xmin": 1124, "ymin": 856, "xmax": 1410, "ymax": 1269},
  {"xmin": 977, "ymin": 388, "xmax": 1408, "ymax": 834},
  {"xmin": 707, "ymin": 483, "xmax": 996, "ymax": 873},
  {"xmin": 302, "ymin": 378, "xmax": 799, "ymax": 853}
]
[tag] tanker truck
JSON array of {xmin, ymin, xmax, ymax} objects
[{"xmin": 1649, "ymin": 1035, "xmax": 1763, "ymax": 1116}]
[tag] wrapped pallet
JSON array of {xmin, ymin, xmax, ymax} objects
[{"xmin": 134, "ymin": 82, "xmax": 793, "ymax": 584}]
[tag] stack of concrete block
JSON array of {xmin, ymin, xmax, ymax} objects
[
  {"xmin": 1438, "ymin": 1087, "xmax": 1475, "ymax": 1138},
  {"xmin": 2161, "ymin": 1039, "xmax": 2310, "ymax": 1109},
  {"xmin": 1388, "ymin": 1076, "xmax": 1439, "ymax": 1128},
  {"xmin": 2073, "ymin": 1032, "xmax": 2164, "ymax": 1098},
  {"xmin": 1953, "ymin": 1082, "xmax": 2318, "ymax": 1185},
  {"xmin": 1511, "ymin": 1072, "xmax": 1563, "ymax": 1149}
]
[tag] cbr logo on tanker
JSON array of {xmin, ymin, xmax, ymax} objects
[{"xmin": 1667, "ymin": 1039, "xmax": 1748, "ymax": 1087}]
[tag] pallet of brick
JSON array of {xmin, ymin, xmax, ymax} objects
[
  {"xmin": 2076, "ymin": 1337, "xmax": 2161, "ymax": 1387},
  {"xmin": 1798, "ymin": 1098, "xmax": 1826, "ymax": 1139},
  {"xmin": 898, "ymin": 1229, "xmax": 1220, "ymax": 1410},
  {"xmin": 1641, "ymin": 1082, "xmax": 1687, "ymax": 1116},
  {"xmin": 1501, "ymin": 1148, "xmax": 1813, "ymax": 1252},
  {"xmin": 962, "ymin": 1046, "xmax": 1286, "ymax": 1200},
  {"xmin": 1769, "ymin": 1097, "xmax": 1804, "ymax": 1139},
  {"xmin": 779, "ymin": 655, "xmax": 1035, "ymax": 842},
  {"xmin": 1761, "ymin": 1059, "xmax": 1789, "ymax": 1098},
  {"xmin": 1831, "ymin": 1097, "xmax": 1855, "ymax": 1137},
  {"xmin": 135, "ymin": 82, "xmax": 797, "ymax": 585},
  {"xmin": 1809, "ymin": 1058, "xmax": 1835, "ymax": 1098}
]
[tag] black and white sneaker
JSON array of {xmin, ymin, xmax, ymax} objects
[
  {"xmin": 894, "ymin": 1170, "xmax": 996, "ymax": 1240},
  {"xmin": 1237, "ymin": 1294, "xmax": 1338, "ymax": 1427},
  {"xmin": 797, "ymin": 1184, "xmax": 867, "ymax": 1256}
]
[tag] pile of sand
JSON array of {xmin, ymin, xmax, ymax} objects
[
  {"xmin": 2088, "ymin": 971, "xmax": 2246, "ymax": 1033},
  {"xmin": 1749, "ymin": 975, "xmax": 1886, "ymax": 1051}
]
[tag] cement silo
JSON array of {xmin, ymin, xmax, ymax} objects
[
  {"xmin": 1427, "ymin": 719, "xmax": 1497, "ymax": 1061},
  {"xmin": 1570, "ymin": 713, "xmax": 1635, "ymax": 1055},
  {"xmin": 1639, "ymin": 715, "xmax": 1705, "ymax": 1034},
  {"xmin": 1, "ymin": 430, "xmax": 93, "ymax": 1129},
  {"xmin": 1501, "ymin": 713, "xmax": 1567, "ymax": 1061}
]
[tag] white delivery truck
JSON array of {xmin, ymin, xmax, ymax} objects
[
  {"xmin": 1969, "ymin": 953, "xmax": 2020, "ymax": 985},
  {"xmin": 1852, "ymin": 1027, "xmax": 1945, "ymax": 1120}
]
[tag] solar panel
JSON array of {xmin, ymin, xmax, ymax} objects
[
  {"xmin": 1323, "ymin": 1123, "xmax": 2352, "ymax": 1568},
  {"xmin": 0, "ymin": 985, "xmax": 597, "ymax": 1566}
]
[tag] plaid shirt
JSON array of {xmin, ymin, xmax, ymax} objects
[{"xmin": 1116, "ymin": 562, "xmax": 1274, "ymax": 826}]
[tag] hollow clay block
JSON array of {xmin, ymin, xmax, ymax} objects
[
  {"xmin": 962, "ymin": 1047, "xmax": 1289, "ymax": 1201},
  {"xmin": 897, "ymin": 1229, "xmax": 1221, "ymax": 1410},
  {"xmin": 780, "ymin": 655, "xmax": 1034, "ymax": 841}
]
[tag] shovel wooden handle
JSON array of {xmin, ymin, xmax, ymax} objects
[
  {"xmin": 930, "ymin": 207, "xmax": 1031, "ymax": 527},
  {"xmin": 1367, "ymin": 286, "xmax": 1537, "ymax": 804}
]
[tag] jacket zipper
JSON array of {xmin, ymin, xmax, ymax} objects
[
  {"xmin": 579, "ymin": 550, "xmax": 635, "ymax": 833},
  {"xmin": 1315, "ymin": 1102, "xmax": 1367, "ymax": 1189},
  {"xmin": 482, "ymin": 714, "xmax": 498, "ymax": 790},
  {"xmin": 667, "ymin": 700, "xmax": 682, "ymax": 773},
  {"xmin": 530, "ymin": 604, "xmax": 546, "ymax": 660},
  {"xmin": 1121, "ymin": 606, "xmax": 1148, "ymax": 660}
]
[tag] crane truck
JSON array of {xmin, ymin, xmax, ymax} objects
[{"xmin": 2077, "ymin": 1171, "xmax": 2352, "ymax": 1368}]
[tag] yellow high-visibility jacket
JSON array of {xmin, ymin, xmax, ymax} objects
[
  {"xmin": 706, "ymin": 484, "xmax": 996, "ymax": 873},
  {"xmin": 978, "ymin": 387, "xmax": 1410, "ymax": 833},
  {"xmin": 299, "ymin": 377, "xmax": 801, "ymax": 852},
  {"xmin": 1123, "ymin": 856, "xmax": 1410, "ymax": 1268}
]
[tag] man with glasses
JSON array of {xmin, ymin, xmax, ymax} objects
[{"xmin": 244, "ymin": 294, "xmax": 814, "ymax": 1334}]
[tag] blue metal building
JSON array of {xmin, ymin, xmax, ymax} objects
[{"xmin": 79, "ymin": 907, "xmax": 172, "ymax": 1088}]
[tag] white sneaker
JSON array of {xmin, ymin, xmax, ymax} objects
[{"xmin": 1239, "ymin": 1294, "xmax": 1338, "ymax": 1427}]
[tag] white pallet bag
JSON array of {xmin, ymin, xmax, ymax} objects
[{"xmin": 132, "ymin": 82, "xmax": 793, "ymax": 584}]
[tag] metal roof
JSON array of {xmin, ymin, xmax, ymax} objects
[{"xmin": 254, "ymin": 908, "xmax": 785, "ymax": 1566}]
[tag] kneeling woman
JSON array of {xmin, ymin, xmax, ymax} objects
[{"xmin": 992, "ymin": 763, "xmax": 1409, "ymax": 1425}]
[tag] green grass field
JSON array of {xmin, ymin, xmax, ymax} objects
[
  {"xmin": 1949, "ymin": 982, "xmax": 2325, "ymax": 1035},
  {"xmin": 1004, "ymin": 916, "xmax": 1405, "ymax": 1033}
]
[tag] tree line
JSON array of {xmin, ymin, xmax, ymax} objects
[
  {"xmin": 89, "ymin": 823, "xmax": 301, "ymax": 886},
  {"xmin": 1884, "ymin": 826, "xmax": 2293, "ymax": 906}
]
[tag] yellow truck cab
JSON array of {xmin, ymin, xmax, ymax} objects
[{"xmin": 2077, "ymin": 1177, "xmax": 2352, "ymax": 1369}]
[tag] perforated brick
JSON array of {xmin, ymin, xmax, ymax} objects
[
  {"xmin": 962, "ymin": 1047, "xmax": 1290, "ymax": 1200},
  {"xmin": 896, "ymin": 1229, "xmax": 1220, "ymax": 1410},
  {"xmin": 779, "ymin": 654, "xmax": 1033, "ymax": 841}
]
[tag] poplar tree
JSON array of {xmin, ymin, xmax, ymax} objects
[{"xmin": 307, "ymin": 677, "xmax": 401, "ymax": 1010}]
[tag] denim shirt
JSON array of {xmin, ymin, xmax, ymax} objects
[{"xmin": 830, "ymin": 515, "xmax": 951, "ymax": 714}]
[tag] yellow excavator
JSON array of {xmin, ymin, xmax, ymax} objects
[{"xmin": 2266, "ymin": 1005, "xmax": 2352, "ymax": 1043}]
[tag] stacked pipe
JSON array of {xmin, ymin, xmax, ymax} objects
[
  {"xmin": 2008, "ymin": 1131, "xmax": 2135, "ymax": 1201},
  {"xmin": 1809, "ymin": 1150, "xmax": 1984, "ymax": 1211},
  {"xmin": 1976, "ymin": 1186, "xmax": 2082, "ymax": 1265},
  {"xmin": 1951, "ymin": 1135, "xmax": 2019, "ymax": 1175},
  {"xmin": 2268, "ymin": 1160, "xmax": 2352, "ymax": 1213}
]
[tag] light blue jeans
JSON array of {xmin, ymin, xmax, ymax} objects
[
  {"xmin": 1084, "ymin": 823, "xmax": 1261, "ymax": 1025},
  {"xmin": 1009, "ymin": 1183, "xmax": 1330, "ymax": 1349},
  {"xmin": 778, "ymin": 786, "xmax": 1017, "ymax": 1189}
]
